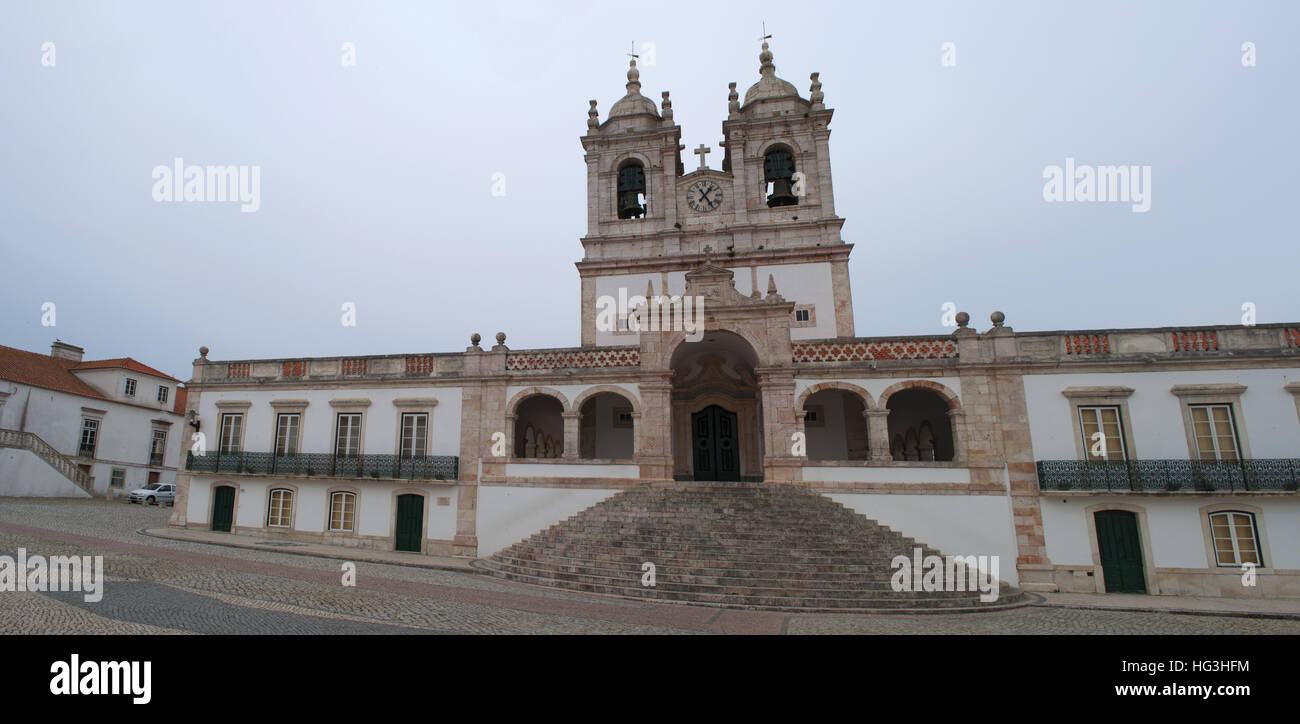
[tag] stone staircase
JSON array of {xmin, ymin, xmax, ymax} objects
[
  {"xmin": 0, "ymin": 428, "xmax": 95, "ymax": 497},
  {"xmin": 477, "ymin": 482, "xmax": 1028, "ymax": 612}
]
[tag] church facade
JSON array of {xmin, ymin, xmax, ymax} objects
[{"xmin": 169, "ymin": 43, "xmax": 1300, "ymax": 599}]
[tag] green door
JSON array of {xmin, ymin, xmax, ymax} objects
[
  {"xmin": 211, "ymin": 485, "xmax": 235, "ymax": 533},
  {"xmin": 1095, "ymin": 510, "xmax": 1146, "ymax": 593},
  {"xmin": 395, "ymin": 494, "xmax": 424, "ymax": 553},
  {"xmin": 691, "ymin": 405, "xmax": 740, "ymax": 482}
]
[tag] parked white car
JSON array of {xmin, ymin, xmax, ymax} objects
[{"xmin": 128, "ymin": 483, "xmax": 175, "ymax": 506}]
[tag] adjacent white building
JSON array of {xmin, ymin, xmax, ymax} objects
[{"xmin": 0, "ymin": 341, "xmax": 187, "ymax": 497}]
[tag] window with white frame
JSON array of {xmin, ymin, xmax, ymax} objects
[
  {"xmin": 157, "ymin": 386, "xmax": 168, "ymax": 403},
  {"xmin": 267, "ymin": 489, "xmax": 294, "ymax": 528},
  {"xmin": 399, "ymin": 413, "xmax": 428, "ymax": 458},
  {"xmin": 79, "ymin": 419, "xmax": 99, "ymax": 457},
  {"xmin": 124, "ymin": 378, "xmax": 137, "ymax": 397},
  {"xmin": 274, "ymin": 413, "xmax": 301, "ymax": 455},
  {"xmin": 335, "ymin": 413, "xmax": 362, "ymax": 457},
  {"xmin": 110, "ymin": 468, "xmax": 126, "ymax": 488},
  {"xmin": 329, "ymin": 492, "xmax": 356, "ymax": 532},
  {"xmin": 1208, "ymin": 511, "xmax": 1262, "ymax": 567},
  {"xmin": 149, "ymin": 429, "xmax": 167, "ymax": 465},
  {"xmin": 218, "ymin": 413, "xmax": 243, "ymax": 454},
  {"xmin": 1079, "ymin": 405, "xmax": 1126, "ymax": 461},
  {"xmin": 1190, "ymin": 404, "xmax": 1240, "ymax": 462}
]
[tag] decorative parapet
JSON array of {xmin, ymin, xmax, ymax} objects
[
  {"xmin": 1064, "ymin": 334, "xmax": 1109, "ymax": 355},
  {"xmin": 1286, "ymin": 328, "xmax": 1300, "ymax": 348},
  {"xmin": 506, "ymin": 348, "xmax": 640, "ymax": 371},
  {"xmin": 341, "ymin": 359, "xmax": 367, "ymax": 376},
  {"xmin": 227, "ymin": 363, "xmax": 250, "ymax": 378},
  {"xmin": 1171, "ymin": 330, "xmax": 1219, "ymax": 352},
  {"xmin": 792, "ymin": 338, "xmax": 958, "ymax": 363},
  {"xmin": 282, "ymin": 361, "xmax": 307, "ymax": 377},
  {"xmin": 405, "ymin": 356, "xmax": 434, "ymax": 375}
]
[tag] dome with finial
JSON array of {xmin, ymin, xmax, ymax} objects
[
  {"xmin": 743, "ymin": 40, "xmax": 800, "ymax": 106},
  {"xmin": 608, "ymin": 58, "xmax": 660, "ymax": 119}
]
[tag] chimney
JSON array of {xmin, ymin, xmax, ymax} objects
[{"xmin": 50, "ymin": 340, "xmax": 84, "ymax": 363}]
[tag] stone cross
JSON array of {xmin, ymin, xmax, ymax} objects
[{"xmin": 694, "ymin": 143, "xmax": 711, "ymax": 170}]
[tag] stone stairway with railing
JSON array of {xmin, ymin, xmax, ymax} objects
[
  {"xmin": 477, "ymin": 482, "xmax": 1027, "ymax": 612},
  {"xmin": 0, "ymin": 428, "xmax": 95, "ymax": 497}
]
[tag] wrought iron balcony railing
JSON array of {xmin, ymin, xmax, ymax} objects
[
  {"xmin": 1036, "ymin": 458, "xmax": 1300, "ymax": 492},
  {"xmin": 186, "ymin": 451, "xmax": 459, "ymax": 481}
]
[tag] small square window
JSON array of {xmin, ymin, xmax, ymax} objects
[{"xmin": 110, "ymin": 469, "xmax": 126, "ymax": 488}]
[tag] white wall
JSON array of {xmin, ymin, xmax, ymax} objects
[
  {"xmin": 1040, "ymin": 496, "xmax": 1300, "ymax": 570},
  {"xmin": 0, "ymin": 448, "xmax": 92, "ymax": 497},
  {"xmin": 198, "ymin": 386, "xmax": 463, "ymax": 457},
  {"xmin": 477, "ymin": 485, "xmax": 619, "ymax": 555},
  {"xmin": 1023, "ymin": 368, "xmax": 1300, "ymax": 460},
  {"xmin": 187, "ymin": 474, "xmax": 459, "ymax": 541},
  {"xmin": 591, "ymin": 262, "xmax": 836, "ymax": 345},
  {"xmin": 794, "ymin": 376, "xmax": 964, "ymax": 404},
  {"xmin": 806, "ymin": 466, "xmax": 973, "ymax": 484},
  {"xmin": 0, "ymin": 382, "xmax": 184, "ymax": 494},
  {"xmin": 829, "ymin": 492, "xmax": 1020, "ymax": 585}
]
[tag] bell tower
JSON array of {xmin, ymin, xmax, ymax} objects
[{"xmin": 578, "ymin": 40, "xmax": 854, "ymax": 347}]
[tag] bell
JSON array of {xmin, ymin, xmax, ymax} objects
[
  {"xmin": 618, "ymin": 190, "xmax": 645, "ymax": 219},
  {"xmin": 767, "ymin": 178, "xmax": 798, "ymax": 207}
]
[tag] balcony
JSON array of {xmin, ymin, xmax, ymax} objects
[
  {"xmin": 1036, "ymin": 459, "xmax": 1300, "ymax": 493},
  {"xmin": 149, "ymin": 453, "xmax": 165, "ymax": 467},
  {"xmin": 78, "ymin": 444, "xmax": 96, "ymax": 458},
  {"xmin": 186, "ymin": 451, "xmax": 459, "ymax": 481}
]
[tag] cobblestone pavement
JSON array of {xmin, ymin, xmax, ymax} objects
[{"xmin": 2, "ymin": 499, "xmax": 1298, "ymax": 635}]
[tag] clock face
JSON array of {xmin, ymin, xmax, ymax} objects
[{"xmin": 686, "ymin": 180, "xmax": 723, "ymax": 212}]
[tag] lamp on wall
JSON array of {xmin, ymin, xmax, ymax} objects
[{"xmin": 187, "ymin": 410, "xmax": 200, "ymax": 431}]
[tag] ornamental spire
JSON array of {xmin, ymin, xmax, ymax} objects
[{"xmin": 758, "ymin": 23, "xmax": 775, "ymax": 78}]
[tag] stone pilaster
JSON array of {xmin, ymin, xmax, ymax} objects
[
  {"xmin": 561, "ymin": 412, "xmax": 580, "ymax": 459},
  {"xmin": 757, "ymin": 368, "xmax": 798, "ymax": 482},
  {"xmin": 865, "ymin": 409, "xmax": 891, "ymax": 461},
  {"xmin": 634, "ymin": 373, "xmax": 673, "ymax": 481}
]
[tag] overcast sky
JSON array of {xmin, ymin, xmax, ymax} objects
[{"xmin": 1, "ymin": 1, "xmax": 1295, "ymax": 381}]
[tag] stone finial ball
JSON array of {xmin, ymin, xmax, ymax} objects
[
  {"xmin": 199, "ymin": 346, "xmax": 209, "ymax": 357},
  {"xmin": 470, "ymin": 333, "xmax": 481, "ymax": 346},
  {"xmin": 955, "ymin": 312, "xmax": 970, "ymax": 327},
  {"xmin": 496, "ymin": 332, "xmax": 506, "ymax": 344},
  {"xmin": 991, "ymin": 311, "xmax": 1006, "ymax": 326}
]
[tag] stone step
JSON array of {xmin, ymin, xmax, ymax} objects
[
  {"xmin": 486, "ymin": 556, "xmax": 968, "ymax": 589},
  {"xmin": 478, "ymin": 482, "xmax": 1024, "ymax": 612},
  {"xmin": 480, "ymin": 566, "xmax": 1012, "ymax": 611}
]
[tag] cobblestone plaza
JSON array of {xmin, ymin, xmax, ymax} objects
[{"xmin": 2, "ymin": 499, "xmax": 1296, "ymax": 635}]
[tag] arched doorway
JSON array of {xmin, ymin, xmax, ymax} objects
[
  {"xmin": 885, "ymin": 388, "xmax": 956, "ymax": 461},
  {"xmin": 802, "ymin": 388, "xmax": 869, "ymax": 461},
  {"xmin": 670, "ymin": 330, "xmax": 762, "ymax": 480},
  {"xmin": 513, "ymin": 393, "xmax": 565, "ymax": 458},
  {"xmin": 578, "ymin": 390, "xmax": 636, "ymax": 459}
]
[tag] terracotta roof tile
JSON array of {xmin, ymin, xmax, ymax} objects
[
  {"xmin": 73, "ymin": 358, "xmax": 180, "ymax": 382},
  {"xmin": 0, "ymin": 345, "xmax": 108, "ymax": 401}
]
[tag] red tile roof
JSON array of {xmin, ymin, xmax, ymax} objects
[
  {"xmin": 0, "ymin": 345, "xmax": 108, "ymax": 401},
  {"xmin": 73, "ymin": 357, "xmax": 180, "ymax": 382}
]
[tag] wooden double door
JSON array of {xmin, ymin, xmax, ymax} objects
[{"xmin": 691, "ymin": 405, "xmax": 741, "ymax": 482}]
